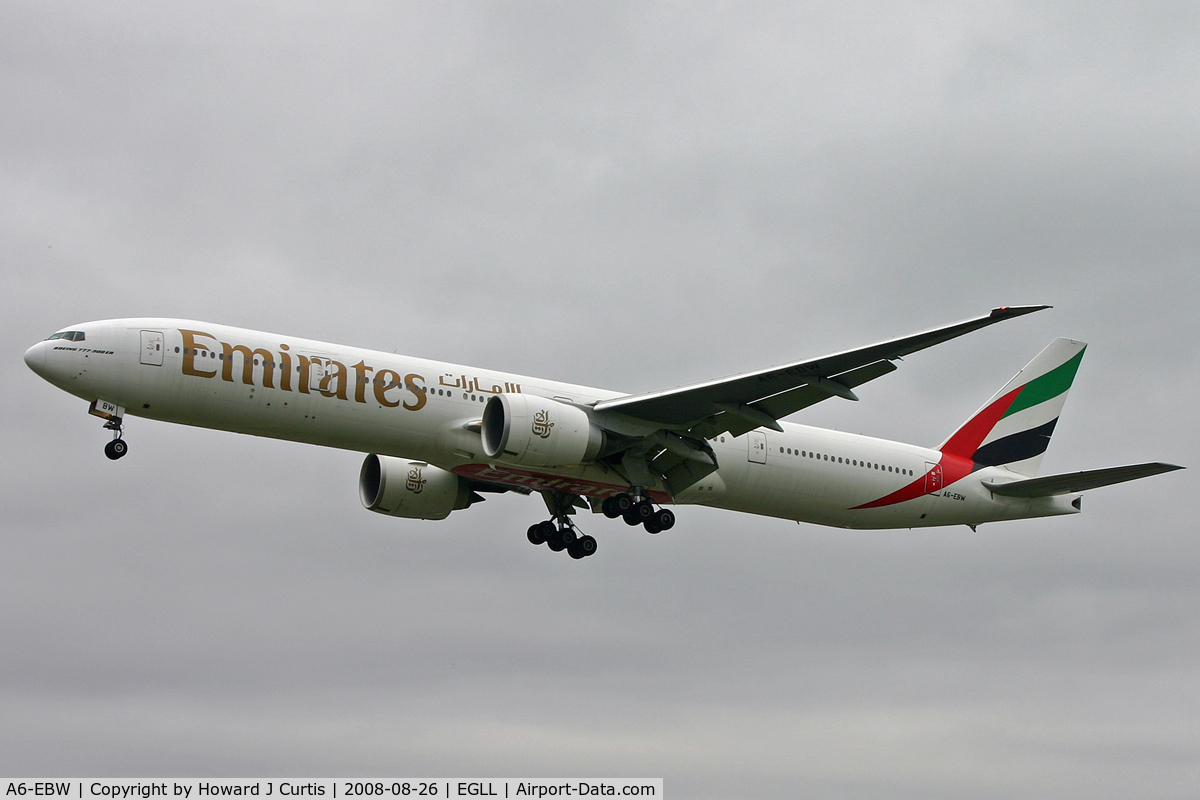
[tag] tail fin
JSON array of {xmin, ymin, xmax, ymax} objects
[{"xmin": 939, "ymin": 338, "xmax": 1086, "ymax": 477}]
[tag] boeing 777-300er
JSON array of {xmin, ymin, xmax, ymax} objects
[{"xmin": 24, "ymin": 306, "xmax": 1183, "ymax": 559}]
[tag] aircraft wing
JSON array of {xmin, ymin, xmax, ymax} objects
[
  {"xmin": 593, "ymin": 305, "xmax": 1050, "ymax": 439},
  {"xmin": 982, "ymin": 462, "xmax": 1184, "ymax": 497}
]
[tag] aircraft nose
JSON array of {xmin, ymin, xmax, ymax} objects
[{"xmin": 24, "ymin": 340, "xmax": 48, "ymax": 377}]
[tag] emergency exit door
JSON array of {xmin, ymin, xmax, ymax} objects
[
  {"xmin": 748, "ymin": 431, "xmax": 767, "ymax": 464},
  {"xmin": 924, "ymin": 461, "xmax": 943, "ymax": 494},
  {"xmin": 140, "ymin": 330, "xmax": 164, "ymax": 366}
]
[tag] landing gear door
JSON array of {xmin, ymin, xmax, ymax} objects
[
  {"xmin": 748, "ymin": 431, "xmax": 767, "ymax": 464},
  {"xmin": 140, "ymin": 330, "xmax": 164, "ymax": 366}
]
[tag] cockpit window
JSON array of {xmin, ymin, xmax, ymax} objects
[{"xmin": 46, "ymin": 331, "xmax": 85, "ymax": 342}]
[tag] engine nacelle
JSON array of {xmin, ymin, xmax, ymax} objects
[
  {"xmin": 481, "ymin": 393, "xmax": 604, "ymax": 467},
  {"xmin": 359, "ymin": 454, "xmax": 474, "ymax": 520}
]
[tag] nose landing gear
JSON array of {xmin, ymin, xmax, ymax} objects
[{"xmin": 97, "ymin": 406, "xmax": 128, "ymax": 460}]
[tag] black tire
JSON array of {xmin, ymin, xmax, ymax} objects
[
  {"xmin": 654, "ymin": 508, "xmax": 676, "ymax": 530},
  {"xmin": 622, "ymin": 509, "xmax": 642, "ymax": 526},
  {"xmin": 613, "ymin": 494, "xmax": 633, "ymax": 514},
  {"xmin": 601, "ymin": 497, "xmax": 621, "ymax": 518},
  {"xmin": 546, "ymin": 528, "xmax": 566, "ymax": 552},
  {"xmin": 527, "ymin": 524, "xmax": 547, "ymax": 545},
  {"xmin": 633, "ymin": 500, "xmax": 654, "ymax": 521},
  {"xmin": 559, "ymin": 527, "xmax": 577, "ymax": 545},
  {"xmin": 104, "ymin": 439, "xmax": 128, "ymax": 460},
  {"xmin": 643, "ymin": 518, "xmax": 663, "ymax": 534},
  {"xmin": 567, "ymin": 535, "xmax": 597, "ymax": 560}
]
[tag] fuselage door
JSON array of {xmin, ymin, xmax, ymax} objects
[
  {"xmin": 924, "ymin": 461, "xmax": 944, "ymax": 495},
  {"xmin": 140, "ymin": 330, "xmax": 164, "ymax": 366},
  {"xmin": 748, "ymin": 431, "xmax": 767, "ymax": 464},
  {"xmin": 308, "ymin": 358, "xmax": 327, "ymax": 392}
]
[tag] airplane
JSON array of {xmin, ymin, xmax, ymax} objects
[{"xmin": 23, "ymin": 306, "xmax": 1183, "ymax": 559}]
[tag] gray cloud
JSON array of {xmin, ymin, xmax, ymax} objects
[{"xmin": 2, "ymin": 3, "xmax": 1197, "ymax": 797}]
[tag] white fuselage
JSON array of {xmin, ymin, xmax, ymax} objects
[{"xmin": 24, "ymin": 319, "xmax": 1080, "ymax": 529}]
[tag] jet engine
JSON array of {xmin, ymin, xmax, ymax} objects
[
  {"xmin": 359, "ymin": 454, "xmax": 478, "ymax": 520},
  {"xmin": 481, "ymin": 393, "xmax": 605, "ymax": 467}
]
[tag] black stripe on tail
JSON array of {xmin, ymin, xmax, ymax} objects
[{"xmin": 972, "ymin": 418, "xmax": 1059, "ymax": 467}]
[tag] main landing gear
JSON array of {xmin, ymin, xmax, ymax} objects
[
  {"xmin": 527, "ymin": 519, "xmax": 598, "ymax": 560},
  {"xmin": 600, "ymin": 492, "xmax": 675, "ymax": 534},
  {"xmin": 524, "ymin": 489, "xmax": 674, "ymax": 560}
]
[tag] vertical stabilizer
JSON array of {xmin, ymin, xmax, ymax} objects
[{"xmin": 938, "ymin": 338, "xmax": 1086, "ymax": 477}]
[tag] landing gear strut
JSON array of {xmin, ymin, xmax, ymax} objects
[{"xmin": 601, "ymin": 492, "xmax": 675, "ymax": 534}]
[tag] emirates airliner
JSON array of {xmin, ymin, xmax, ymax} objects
[{"xmin": 24, "ymin": 306, "xmax": 1181, "ymax": 559}]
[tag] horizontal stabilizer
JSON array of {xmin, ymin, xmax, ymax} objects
[{"xmin": 983, "ymin": 462, "xmax": 1184, "ymax": 497}]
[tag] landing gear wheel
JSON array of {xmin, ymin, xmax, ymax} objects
[
  {"xmin": 601, "ymin": 497, "xmax": 622, "ymax": 518},
  {"xmin": 653, "ymin": 508, "xmax": 675, "ymax": 530},
  {"xmin": 104, "ymin": 439, "xmax": 128, "ymax": 460},
  {"xmin": 643, "ymin": 518, "xmax": 663, "ymax": 534},
  {"xmin": 622, "ymin": 509, "xmax": 643, "ymax": 526},
  {"xmin": 568, "ymin": 535, "xmax": 597, "ymax": 559},
  {"xmin": 613, "ymin": 494, "xmax": 634, "ymax": 514},
  {"xmin": 632, "ymin": 500, "xmax": 654, "ymax": 522},
  {"xmin": 535, "ymin": 521, "xmax": 563, "ymax": 550},
  {"xmin": 559, "ymin": 526, "xmax": 578, "ymax": 545}
]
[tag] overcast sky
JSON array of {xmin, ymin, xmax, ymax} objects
[{"xmin": 2, "ymin": 3, "xmax": 1198, "ymax": 797}]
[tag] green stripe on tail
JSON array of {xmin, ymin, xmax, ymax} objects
[{"xmin": 1003, "ymin": 348, "xmax": 1085, "ymax": 418}]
